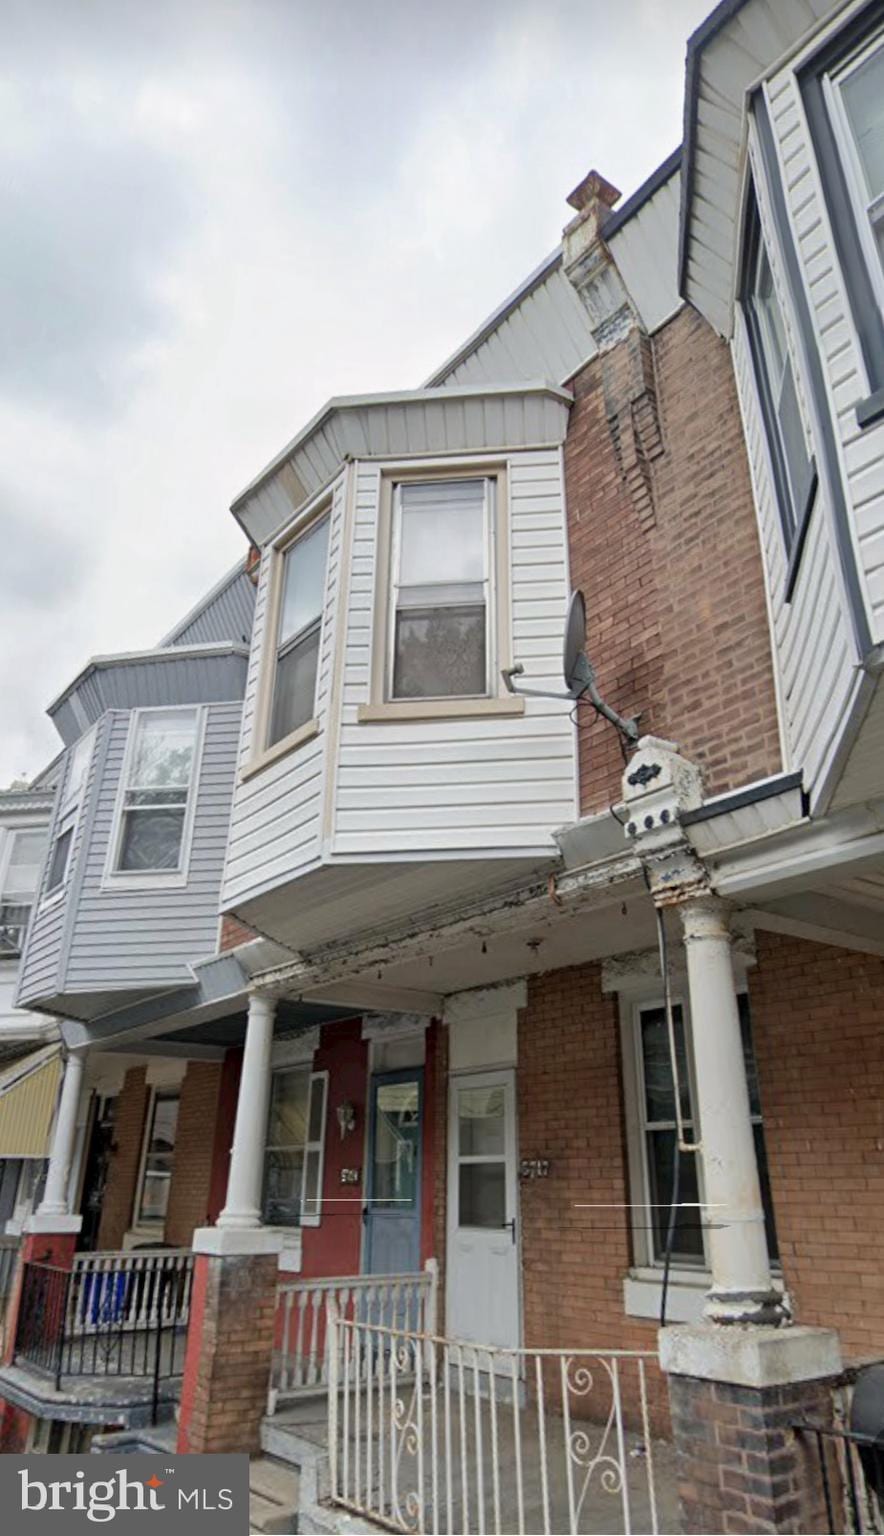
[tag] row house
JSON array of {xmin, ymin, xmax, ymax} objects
[{"xmin": 1, "ymin": 0, "xmax": 882, "ymax": 1529}]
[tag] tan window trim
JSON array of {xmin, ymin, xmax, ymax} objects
[
  {"xmin": 366, "ymin": 462, "xmax": 513, "ymax": 717},
  {"xmin": 240, "ymin": 717, "xmax": 320, "ymax": 783},
  {"xmin": 247, "ymin": 491, "xmax": 332, "ymax": 777},
  {"xmin": 357, "ymin": 697, "xmax": 524, "ymax": 723}
]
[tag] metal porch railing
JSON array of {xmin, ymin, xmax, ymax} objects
[
  {"xmin": 270, "ymin": 1261, "xmax": 438, "ymax": 1413},
  {"xmin": 326, "ymin": 1309, "xmax": 660, "ymax": 1535},
  {"xmin": 795, "ymin": 1420, "xmax": 884, "ymax": 1534},
  {"xmin": 13, "ymin": 1249, "xmax": 193, "ymax": 1421}
]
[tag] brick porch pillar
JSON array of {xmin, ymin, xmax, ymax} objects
[{"xmin": 176, "ymin": 990, "xmax": 282, "ymax": 1455}]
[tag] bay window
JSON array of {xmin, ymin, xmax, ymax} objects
[
  {"xmin": 112, "ymin": 708, "xmax": 201, "ymax": 877},
  {"xmin": 390, "ymin": 477, "xmax": 492, "ymax": 700},
  {"xmin": 268, "ymin": 514, "xmax": 330, "ymax": 748},
  {"xmin": 262, "ymin": 1066, "xmax": 328, "ymax": 1227}
]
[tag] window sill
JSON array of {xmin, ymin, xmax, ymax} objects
[
  {"xmin": 241, "ymin": 718, "xmax": 320, "ymax": 782},
  {"xmin": 357, "ymin": 696, "xmax": 526, "ymax": 723},
  {"xmin": 101, "ymin": 871, "xmax": 189, "ymax": 893},
  {"xmin": 856, "ymin": 387, "xmax": 884, "ymax": 431},
  {"xmin": 38, "ymin": 889, "xmax": 66, "ymax": 914},
  {"xmin": 623, "ymin": 1268, "xmax": 709, "ymax": 1324}
]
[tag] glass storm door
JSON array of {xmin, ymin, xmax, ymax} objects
[
  {"xmin": 364, "ymin": 1070, "xmax": 423, "ymax": 1277},
  {"xmin": 446, "ymin": 1069, "xmax": 520, "ymax": 1350}
]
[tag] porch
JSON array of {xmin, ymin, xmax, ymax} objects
[{"xmin": 0, "ymin": 1247, "xmax": 192, "ymax": 1428}]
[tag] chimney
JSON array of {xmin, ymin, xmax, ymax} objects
[{"xmin": 562, "ymin": 167, "xmax": 636, "ymax": 351}]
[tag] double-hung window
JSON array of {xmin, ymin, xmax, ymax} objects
[
  {"xmin": 631, "ymin": 994, "xmax": 778, "ymax": 1269},
  {"xmin": 135, "ymin": 1091, "xmax": 180, "ymax": 1226},
  {"xmin": 802, "ymin": 18, "xmax": 884, "ymax": 426},
  {"xmin": 45, "ymin": 731, "xmax": 94, "ymax": 898},
  {"xmin": 743, "ymin": 193, "xmax": 817, "ymax": 567},
  {"xmin": 114, "ymin": 708, "xmax": 201, "ymax": 876},
  {"xmin": 268, "ymin": 515, "xmax": 330, "ymax": 748},
  {"xmin": 828, "ymin": 32, "xmax": 884, "ymax": 299},
  {"xmin": 390, "ymin": 478, "xmax": 493, "ymax": 700},
  {"xmin": 0, "ymin": 828, "xmax": 48, "ymax": 954},
  {"xmin": 262, "ymin": 1067, "xmax": 328, "ymax": 1227}
]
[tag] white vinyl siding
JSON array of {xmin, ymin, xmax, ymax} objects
[
  {"xmin": 826, "ymin": 29, "xmax": 884, "ymax": 315},
  {"xmin": 761, "ymin": 56, "xmax": 884, "ymax": 643}
]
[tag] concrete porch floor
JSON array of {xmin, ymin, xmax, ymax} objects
[{"xmin": 265, "ymin": 1391, "xmax": 680, "ymax": 1535}]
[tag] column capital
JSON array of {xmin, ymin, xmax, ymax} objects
[
  {"xmin": 246, "ymin": 990, "xmax": 278, "ymax": 1021},
  {"xmin": 679, "ymin": 894, "xmax": 736, "ymax": 945}
]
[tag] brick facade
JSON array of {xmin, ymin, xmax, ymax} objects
[
  {"xmin": 219, "ymin": 915, "xmax": 257, "ymax": 952},
  {"xmin": 748, "ymin": 930, "xmax": 884, "ymax": 1360},
  {"xmin": 565, "ymin": 306, "xmax": 782, "ymax": 816},
  {"xmin": 96, "ymin": 1066, "xmax": 150, "ymax": 1250},
  {"xmin": 165, "ymin": 1062, "xmax": 224, "ymax": 1247},
  {"xmin": 516, "ymin": 963, "xmax": 669, "ymax": 1428}
]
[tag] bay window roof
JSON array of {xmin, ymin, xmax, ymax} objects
[{"xmin": 229, "ymin": 381, "xmax": 572, "ymax": 547}]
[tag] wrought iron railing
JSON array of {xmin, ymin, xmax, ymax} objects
[
  {"xmin": 326, "ymin": 1309, "xmax": 660, "ymax": 1535},
  {"xmin": 13, "ymin": 1250, "xmax": 193, "ymax": 1419},
  {"xmin": 270, "ymin": 1260, "xmax": 437, "ymax": 1413},
  {"xmin": 794, "ymin": 1420, "xmax": 884, "ymax": 1534}
]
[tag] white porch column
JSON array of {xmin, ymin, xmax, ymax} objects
[
  {"xmin": 216, "ymin": 991, "xmax": 277, "ymax": 1230},
  {"xmin": 33, "ymin": 1048, "xmax": 85, "ymax": 1227},
  {"xmin": 680, "ymin": 896, "xmax": 782, "ymax": 1324}
]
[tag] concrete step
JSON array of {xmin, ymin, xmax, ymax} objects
[{"xmin": 249, "ymin": 1456, "xmax": 299, "ymax": 1535}]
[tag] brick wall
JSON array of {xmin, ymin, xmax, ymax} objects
[
  {"xmin": 747, "ymin": 930, "xmax": 884, "ymax": 1360},
  {"xmin": 565, "ymin": 306, "xmax": 781, "ymax": 815},
  {"xmin": 97, "ymin": 1066, "xmax": 149, "ymax": 1250},
  {"xmin": 218, "ymin": 915, "xmax": 257, "ymax": 952},
  {"xmin": 177, "ymin": 1252, "xmax": 278, "ymax": 1455},
  {"xmin": 165, "ymin": 1062, "xmax": 224, "ymax": 1247},
  {"xmin": 516, "ymin": 963, "xmax": 669, "ymax": 1428}
]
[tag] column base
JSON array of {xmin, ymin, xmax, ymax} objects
[
  {"xmin": 25, "ymin": 1212, "xmax": 83, "ymax": 1236},
  {"xmin": 661, "ymin": 1324, "xmax": 843, "ymax": 1534},
  {"xmin": 192, "ymin": 1225, "xmax": 283, "ymax": 1257}
]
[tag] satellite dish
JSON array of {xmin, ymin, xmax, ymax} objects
[{"xmin": 563, "ymin": 590, "xmax": 593, "ymax": 697}]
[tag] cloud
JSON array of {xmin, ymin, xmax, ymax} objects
[{"xmin": 0, "ymin": 0, "xmax": 712, "ymax": 784}]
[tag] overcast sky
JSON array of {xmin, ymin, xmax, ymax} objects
[{"xmin": 1, "ymin": 0, "xmax": 710, "ymax": 784}]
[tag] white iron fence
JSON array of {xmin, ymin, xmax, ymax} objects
[
  {"xmin": 70, "ymin": 1249, "xmax": 193, "ymax": 1334},
  {"xmin": 327, "ymin": 1314, "xmax": 661, "ymax": 1536},
  {"xmin": 269, "ymin": 1261, "xmax": 437, "ymax": 1413}
]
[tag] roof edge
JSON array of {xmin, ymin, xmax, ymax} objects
[
  {"xmin": 678, "ymin": 0, "xmax": 750, "ymax": 297},
  {"xmin": 46, "ymin": 641, "xmax": 250, "ymax": 720}
]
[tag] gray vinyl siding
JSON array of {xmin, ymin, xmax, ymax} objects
[
  {"xmin": 164, "ymin": 566, "xmax": 256, "ymax": 648},
  {"xmin": 64, "ymin": 702, "xmax": 242, "ymax": 990},
  {"xmin": 15, "ymin": 726, "xmax": 99, "ymax": 1009},
  {"xmin": 49, "ymin": 651, "xmax": 248, "ymax": 747}
]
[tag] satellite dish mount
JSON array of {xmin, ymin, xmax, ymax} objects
[{"xmin": 502, "ymin": 589, "xmax": 639, "ymax": 745}]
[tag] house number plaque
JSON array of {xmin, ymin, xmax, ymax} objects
[
  {"xmin": 340, "ymin": 1167, "xmax": 361, "ymax": 1184},
  {"xmin": 520, "ymin": 1158, "xmax": 551, "ymax": 1180}
]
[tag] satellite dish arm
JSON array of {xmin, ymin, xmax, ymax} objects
[
  {"xmin": 501, "ymin": 662, "xmax": 574, "ymax": 701},
  {"xmin": 501, "ymin": 660, "xmax": 640, "ymax": 743}
]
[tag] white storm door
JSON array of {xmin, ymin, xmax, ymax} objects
[{"xmin": 446, "ymin": 1068, "xmax": 520, "ymax": 1350}]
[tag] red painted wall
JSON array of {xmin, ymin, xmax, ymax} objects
[{"xmin": 299, "ymin": 1019, "xmax": 369, "ymax": 1279}]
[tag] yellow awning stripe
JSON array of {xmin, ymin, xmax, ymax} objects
[{"xmin": 0, "ymin": 1047, "xmax": 62, "ymax": 1158}]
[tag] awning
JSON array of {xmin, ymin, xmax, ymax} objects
[{"xmin": 0, "ymin": 1046, "xmax": 61, "ymax": 1158}]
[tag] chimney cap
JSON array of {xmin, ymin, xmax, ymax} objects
[{"xmin": 566, "ymin": 169, "xmax": 621, "ymax": 215}]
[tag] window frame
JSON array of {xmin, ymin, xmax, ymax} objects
[
  {"xmin": 41, "ymin": 729, "xmax": 96, "ymax": 909},
  {"xmin": 0, "ymin": 823, "xmax": 48, "ymax": 955},
  {"xmin": 133, "ymin": 1087, "xmax": 181, "ymax": 1230},
  {"xmin": 800, "ymin": 7, "xmax": 884, "ymax": 428},
  {"xmin": 246, "ymin": 499, "xmax": 332, "ymax": 779},
  {"xmin": 103, "ymin": 705, "xmax": 206, "ymax": 891},
  {"xmin": 740, "ymin": 184, "xmax": 818, "ymax": 599},
  {"xmin": 360, "ymin": 461, "xmax": 524, "ymax": 723},
  {"xmin": 262, "ymin": 1065, "xmax": 328, "ymax": 1230},
  {"xmin": 622, "ymin": 987, "xmax": 778, "ymax": 1277}
]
